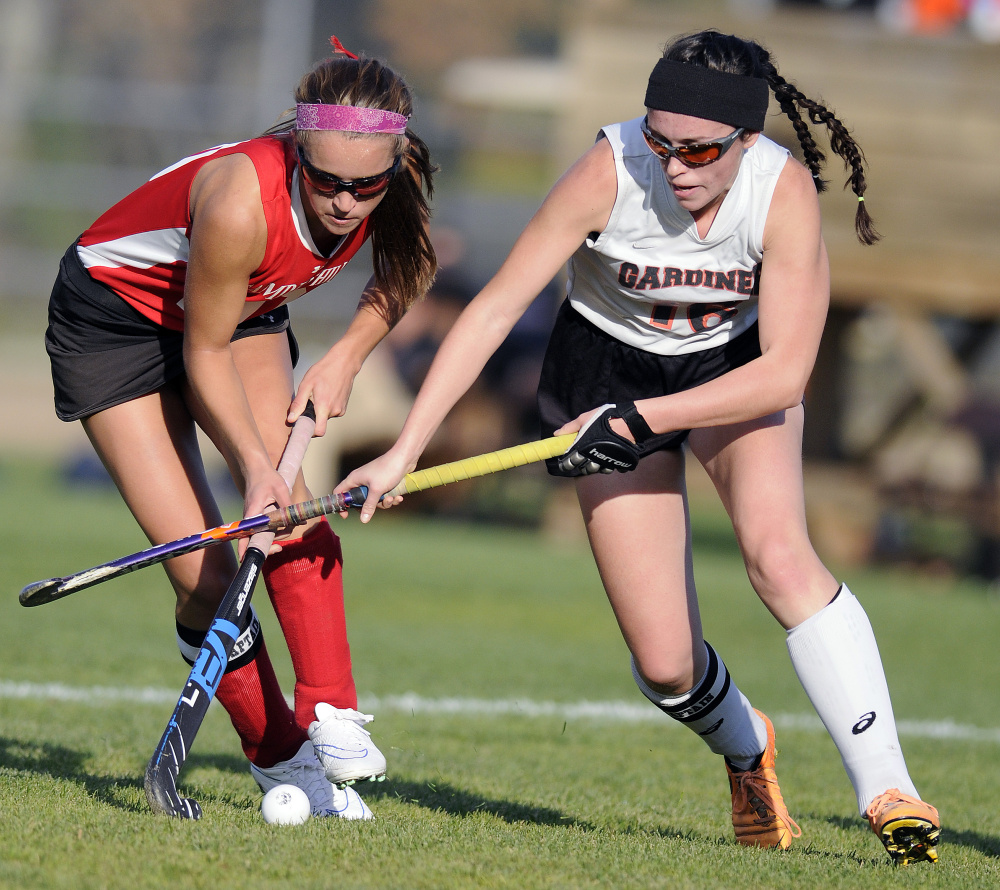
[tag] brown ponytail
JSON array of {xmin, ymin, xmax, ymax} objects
[{"xmin": 264, "ymin": 53, "xmax": 438, "ymax": 321}]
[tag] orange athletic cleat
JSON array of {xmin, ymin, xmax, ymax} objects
[
  {"xmin": 725, "ymin": 711, "xmax": 801, "ymax": 849},
  {"xmin": 866, "ymin": 788, "xmax": 940, "ymax": 865}
]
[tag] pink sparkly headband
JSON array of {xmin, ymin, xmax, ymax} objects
[{"xmin": 295, "ymin": 104, "xmax": 408, "ymax": 134}]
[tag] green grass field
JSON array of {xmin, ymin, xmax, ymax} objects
[{"xmin": 2, "ymin": 456, "xmax": 1000, "ymax": 889}]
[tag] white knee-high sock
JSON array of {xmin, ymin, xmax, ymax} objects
[
  {"xmin": 786, "ymin": 584, "xmax": 919, "ymax": 814},
  {"xmin": 632, "ymin": 642, "xmax": 768, "ymax": 767}
]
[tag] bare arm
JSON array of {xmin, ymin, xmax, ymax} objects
[
  {"xmin": 337, "ymin": 138, "xmax": 620, "ymax": 520},
  {"xmin": 181, "ymin": 153, "xmax": 287, "ymax": 518}
]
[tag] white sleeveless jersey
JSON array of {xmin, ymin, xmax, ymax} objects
[{"xmin": 567, "ymin": 117, "xmax": 789, "ymax": 356}]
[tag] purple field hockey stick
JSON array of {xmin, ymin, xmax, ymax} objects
[
  {"xmin": 19, "ymin": 490, "xmax": 366, "ymax": 606},
  {"xmin": 19, "ymin": 401, "xmax": 356, "ymax": 607}
]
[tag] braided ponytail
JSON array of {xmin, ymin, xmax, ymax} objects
[
  {"xmin": 763, "ymin": 67, "xmax": 879, "ymax": 245},
  {"xmin": 664, "ymin": 30, "xmax": 880, "ymax": 245}
]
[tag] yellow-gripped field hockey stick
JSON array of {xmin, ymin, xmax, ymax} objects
[{"xmin": 383, "ymin": 433, "xmax": 575, "ymax": 496}]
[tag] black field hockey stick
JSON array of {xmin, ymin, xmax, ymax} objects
[
  {"xmin": 144, "ymin": 406, "xmax": 316, "ymax": 818},
  {"xmin": 20, "ymin": 433, "xmax": 576, "ymax": 607}
]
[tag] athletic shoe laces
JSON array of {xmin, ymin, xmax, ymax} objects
[
  {"xmin": 731, "ymin": 769, "xmax": 802, "ymax": 837},
  {"xmin": 866, "ymin": 788, "xmax": 939, "ymax": 826},
  {"xmin": 296, "ymin": 764, "xmax": 333, "ymax": 807},
  {"xmin": 256, "ymin": 753, "xmax": 332, "ymax": 813},
  {"xmin": 867, "ymin": 788, "xmax": 904, "ymax": 820}
]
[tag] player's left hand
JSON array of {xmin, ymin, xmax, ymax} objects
[
  {"xmin": 287, "ymin": 353, "xmax": 357, "ymax": 437},
  {"xmin": 553, "ymin": 402, "xmax": 653, "ymax": 476}
]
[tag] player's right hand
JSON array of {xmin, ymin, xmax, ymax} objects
[{"xmin": 335, "ymin": 449, "xmax": 416, "ymax": 524}]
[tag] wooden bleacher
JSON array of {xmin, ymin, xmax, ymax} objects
[{"xmin": 559, "ymin": 3, "xmax": 1000, "ymax": 571}]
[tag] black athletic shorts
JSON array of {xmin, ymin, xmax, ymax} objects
[
  {"xmin": 45, "ymin": 242, "xmax": 299, "ymax": 422},
  {"xmin": 537, "ymin": 301, "xmax": 762, "ymax": 463}
]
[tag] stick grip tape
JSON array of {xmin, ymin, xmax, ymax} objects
[{"xmin": 389, "ymin": 434, "xmax": 575, "ymax": 496}]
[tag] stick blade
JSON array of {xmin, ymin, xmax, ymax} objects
[
  {"xmin": 144, "ymin": 741, "xmax": 202, "ymax": 820},
  {"xmin": 145, "ymin": 701, "xmax": 206, "ymax": 820},
  {"xmin": 19, "ymin": 577, "xmax": 69, "ymax": 607},
  {"xmin": 19, "ymin": 564, "xmax": 121, "ymax": 606}
]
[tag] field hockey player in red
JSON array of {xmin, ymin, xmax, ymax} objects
[
  {"xmin": 338, "ymin": 30, "xmax": 940, "ymax": 862},
  {"xmin": 43, "ymin": 37, "xmax": 437, "ymax": 819}
]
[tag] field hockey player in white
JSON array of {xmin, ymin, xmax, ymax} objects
[
  {"xmin": 338, "ymin": 29, "xmax": 940, "ymax": 863},
  {"xmin": 43, "ymin": 38, "xmax": 438, "ymax": 819}
]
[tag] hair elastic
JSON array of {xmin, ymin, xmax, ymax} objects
[
  {"xmin": 645, "ymin": 59, "xmax": 769, "ymax": 131},
  {"xmin": 295, "ymin": 104, "xmax": 408, "ymax": 134},
  {"xmin": 295, "ymin": 36, "xmax": 408, "ymax": 134},
  {"xmin": 329, "ymin": 35, "xmax": 358, "ymax": 59}
]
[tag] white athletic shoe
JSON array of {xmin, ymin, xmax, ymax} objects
[
  {"xmin": 308, "ymin": 703, "xmax": 387, "ymax": 785},
  {"xmin": 251, "ymin": 739, "xmax": 372, "ymax": 819},
  {"xmin": 331, "ymin": 784, "xmax": 373, "ymax": 821}
]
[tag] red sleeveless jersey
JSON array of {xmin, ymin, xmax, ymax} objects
[{"xmin": 76, "ymin": 135, "xmax": 371, "ymax": 331}]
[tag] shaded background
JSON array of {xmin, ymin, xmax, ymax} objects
[{"xmin": 2, "ymin": 0, "xmax": 999, "ymax": 577}]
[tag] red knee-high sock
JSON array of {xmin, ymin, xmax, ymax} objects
[
  {"xmin": 263, "ymin": 519, "xmax": 358, "ymax": 731},
  {"xmin": 215, "ymin": 639, "xmax": 307, "ymax": 769}
]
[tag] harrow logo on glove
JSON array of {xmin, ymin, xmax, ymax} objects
[
  {"xmin": 584, "ymin": 447, "xmax": 633, "ymax": 469},
  {"xmin": 554, "ymin": 403, "xmax": 649, "ymax": 477}
]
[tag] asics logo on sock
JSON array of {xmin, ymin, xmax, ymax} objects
[{"xmin": 852, "ymin": 711, "xmax": 877, "ymax": 735}]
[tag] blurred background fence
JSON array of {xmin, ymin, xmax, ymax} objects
[{"xmin": 1, "ymin": 0, "xmax": 999, "ymax": 577}]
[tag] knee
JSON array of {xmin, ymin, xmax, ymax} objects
[
  {"xmin": 170, "ymin": 562, "xmax": 234, "ymax": 628},
  {"xmin": 741, "ymin": 531, "xmax": 811, "ymax": 599},
  {"xmin": 740, "ymin": 531, "xmax": 840, "ymax": 627},
  {"xmin": 631, "ymin": 650, "xmax": 699, "ymax": 696}
]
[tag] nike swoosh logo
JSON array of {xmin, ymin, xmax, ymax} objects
[{"xmin": 632, "ymin": 240, "xmax": 659, "ymax": 249}]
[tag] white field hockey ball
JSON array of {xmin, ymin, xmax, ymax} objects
[{"xmin": 261, "ymin": 783, "xmax": 311, "ymax": 825}]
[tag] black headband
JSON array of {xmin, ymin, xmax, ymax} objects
[{"xmin": 645, "ymin": 59, "xmax": 769, "ymax": 131}]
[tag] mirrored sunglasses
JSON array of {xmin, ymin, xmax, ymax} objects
[
  {"xmin": 296, "ymin": 146, "xmax": 401, "ymax": 198},
  {"xmin": 640, "ymin": 117, "xmax": 745, "ymax": 168}
]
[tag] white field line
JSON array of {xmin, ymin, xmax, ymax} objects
[{"xmin": 3, "ymin": 680, "xmax": 1000, "ymax": 745}]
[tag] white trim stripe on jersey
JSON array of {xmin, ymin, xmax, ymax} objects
[{"xmin": 78, "ymin": 228, "xmax": 190, "ymax": 271}]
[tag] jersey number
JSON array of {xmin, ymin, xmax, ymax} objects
[{"xmin": 650, "ymin": 302, "xmax": 740, "ymax": 333}]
